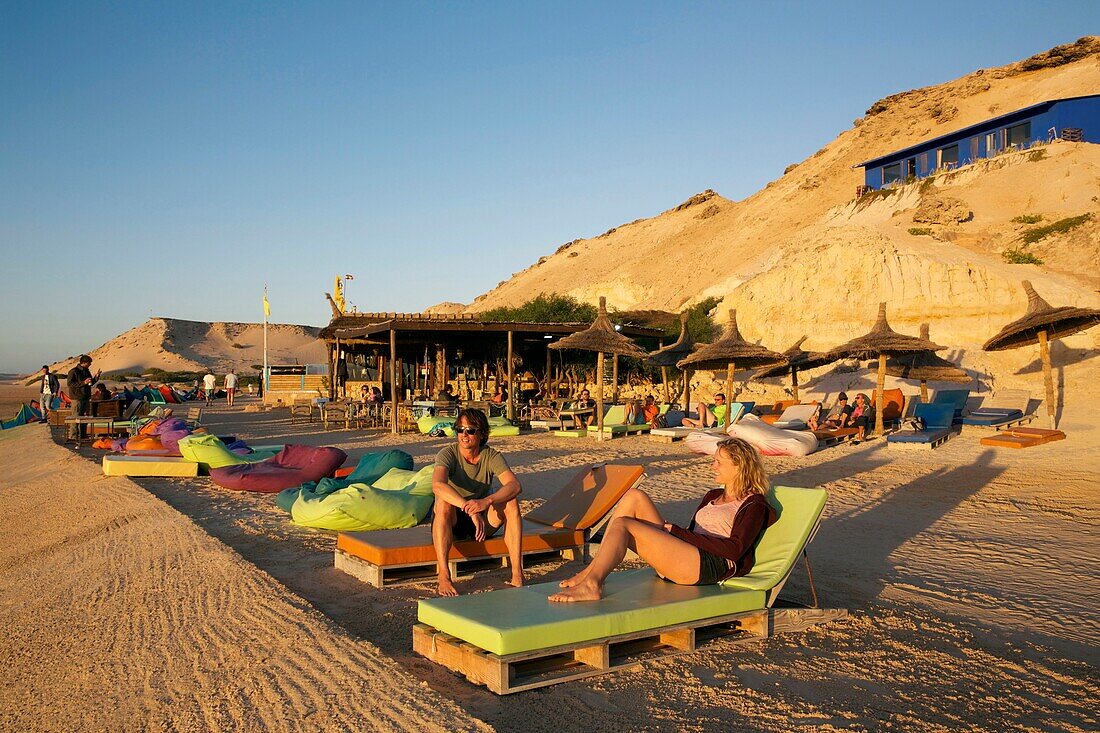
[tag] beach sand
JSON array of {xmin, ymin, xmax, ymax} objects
[{"xmin": 0, "ymin": 389, "xmax": 1096, "ymax": 731}]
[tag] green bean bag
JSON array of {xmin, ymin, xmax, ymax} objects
[
  {"xmin": 433, "ymin": 416, "xmax": 519, "ymax": 438},
  {"xmin": 418, "ymin": 414, "xmax": 455, "ymax": 436},
  {"xmin": 275, "ymin": 449, "xmax": 414, "ymax": 512},
  {"xmin": 177, "ymin": 434, "xmax": 279, "ymax": 470},
  {"xmin": 288, "ymin": 466, "xmax": 435, "ymax": 531}
]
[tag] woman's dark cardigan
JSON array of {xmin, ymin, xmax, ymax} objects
[{"xmin": 667, "ymin": 490, "xmax": 776, "ymax": 580}]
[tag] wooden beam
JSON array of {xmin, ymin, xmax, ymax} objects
[
  {"xmin": 507, "ymin": 330, "xmax": 515, "ymax": 421},
  {"xmin": 389, "ymin": 329, "xmax": 398, "ymax": 434},
  {"xmin": 1039, "ymin": 329, "xmax": 1056, "ymax": 429}
]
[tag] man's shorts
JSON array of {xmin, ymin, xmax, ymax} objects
[{"xmin": 452, "ymin": 509, "xmax": 503, "ymax": 541}]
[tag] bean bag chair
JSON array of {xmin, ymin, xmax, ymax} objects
[
  {"xmin": 275, "ymin": 449, "xmax": 415, "ymax": 512},
  {"xmin": 418, "ymin": 414, "xmax": 455, "ymax": 436},
  {"xmin": 686, "ymin": 414, "xmax": 818, "ymax": 457},
  {"xmin": 125, "ymin": 434, "xmax": 173, "ymax": 455},
  {"xmin": 177, "ymin": 434, "xmax": 279, "ymax": 470},
  {"xmin": 289, "ymin": 466, "xmax": 435, "ymax": 531},
  {"xmin": 434, "ymin": 416, "xmax": 519, "ymax": 438},
  {"xmin": 209, "ymin": 444, "xmax": 348, "ymax": 493}
]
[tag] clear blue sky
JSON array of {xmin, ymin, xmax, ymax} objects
[{"xmin": 1, "ymin": 2, "xmax": 1094, "ymax": 372}]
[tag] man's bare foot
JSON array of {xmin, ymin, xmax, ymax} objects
[
  {"xmin": 548, "ymin": 578, "xmax": 603, "ymax": 603},
  {"xmin": 558, "ymin": 566, "xmax": 590, "ymax": 588},
  {"xmin": 437, "ymin": 576, "xmax": 459, "ymax": 597},
  {"xmin": 506, "ymin": 572, "xmax": 524, "ymax": 588}
]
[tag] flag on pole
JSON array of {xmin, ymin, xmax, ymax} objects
[
  {"xmin": 263, "ymin": 289, "xmax": 271, "ymax": 318},
  {"xmin": 333, "ymin": 275, "xmax": 346, "ymax": 314}
]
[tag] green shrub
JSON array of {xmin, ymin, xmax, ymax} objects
[
  {"xmin": 1002, "ymin": 249, "xmax": 1044, "ymax": 265},
  {"xmin": 919, "ymin": 176, "xmax": 937, "ymax": 193},
  {"xmin": 908, "ymin": 227, "xmax": 933, "ymax": 236},
  {"xmin": 479, "ymin": 293, "xmax": 598, "ymax": 324},
  {"xmin": 1011, "ymin": 214, "xmax": 1043, "ymax": 224},
  {"xmin": 1027, "ymin": 149, "xmax": 1047, "ymax": 162},
  {"xmin": 1021, "ymin": 213, "xmax": 1091, "ymax": 244}
]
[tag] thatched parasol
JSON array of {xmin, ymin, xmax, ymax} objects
[
  {"xmin": 825, "ymin": 303, "xmax": 945, "ymax": 436},
  {"xmin": 677, "ymin": 310, "xmax": 785, "ymax": 428},
  {"xmin": 884, "ymin": 324, "xmax": 970, "ymax": 402},
  {"xmin": 752, "ymin": 336, "xmax": 836, "ymax": 401},
  {"xmin": 646, "ymin": 312, "xmax": 695, "ymax": 404},
  {"xmin": 549, "ymin": 296, "xmax": 648, "ymax": 440},
  {"xmin": 983, "ymin": 280, "xmax": 1100, "ymax": 429}
]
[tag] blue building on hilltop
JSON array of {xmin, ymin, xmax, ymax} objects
[{"xmin": 856, "ymin": 94, "xmax": 1100, "ymax": 190}]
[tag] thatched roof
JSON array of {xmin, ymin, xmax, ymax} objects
[
  {"xmin": 885, "ymin": 324, "xmax": 970, "ymax": 383},
  {"xmin": 548, "ymin": 297, "xmax": 649, "ymax": 358},
  {"xmin": 646, "ymin": 312, "xmax": 695, "ymax": 367},
  {"xmin": 753, "ymin": 336, "xmax": 836, "ymax": 380},
  {"xmin": 983, "ymin": 280, "xmax": 1100, "ymax": 351},
  {"xmin": 677, "ymin": 310, "xmax": 784, "ymax": 371},
  {"xmin": 826, "ymin": 303, "xmax": 944, "ymax": 360}
]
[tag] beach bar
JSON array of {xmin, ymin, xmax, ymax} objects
[{"xmin": 319, "ymin": 312, "xmax": 663, "ymax": 433}]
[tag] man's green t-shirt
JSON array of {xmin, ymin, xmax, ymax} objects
[
  {"xmin": 713, "ymin": 404, "xmax": 728, "ymax": 422},
  {"xmin": 434, "ymin": 444, "xmax": 510, "ymax": 500}
]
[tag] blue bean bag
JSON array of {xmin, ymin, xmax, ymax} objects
[{"xmin": 275, "ymin": 449, "xmax": 414, "ymax": 512}]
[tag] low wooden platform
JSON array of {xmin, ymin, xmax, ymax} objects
[
  {"xmin": 887, "ymin": 433, "xmax": 951, "ymax": 450},
  {"xmin": 334, "ymin": 545, "xmax": 582, "ymax": 588},
  {"xmin": 413, "ymin": 605, "xmax": 847, "ymax": 694}
]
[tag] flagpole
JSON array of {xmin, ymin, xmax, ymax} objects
[{"xmin": 263, "ymin": 285, "xmax": 269, "ymax": 401}]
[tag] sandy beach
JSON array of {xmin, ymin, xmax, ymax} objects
[{"xmin": 1, "ymin": 387, "xmax": 1095, "ymax": 732}]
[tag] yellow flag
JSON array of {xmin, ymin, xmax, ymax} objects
[
  {"xmin": 333, "ymin": 275, "xmax": 345, "ymax": 314},
  {"xmin": 263, "ymin": 291, "xmax": 270, "ymax": 318}
]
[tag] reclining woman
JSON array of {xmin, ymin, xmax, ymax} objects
[{"xmin": 549, "ymin": 436, "xmax": 776, "ymax": 603}]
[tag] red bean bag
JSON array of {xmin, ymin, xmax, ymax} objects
[{"xmin": 209, "ymin": 444, "xmax": 347, "ymax": 493}]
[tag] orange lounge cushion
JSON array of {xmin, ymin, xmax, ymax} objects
[
  {"xmin": 872, "ymin": 388, "xmax": 905, "ymax": 421},
  {"xmin": 337, "ymin": 520, "xmax": 583, "ymax": 567},
  {"xmin": 981, "ymin": 428, "xmax": 1065, "ymax": 449},
  {"xmin": 524, "ymin": 464, "xmax": 644, "ymax": 531}
]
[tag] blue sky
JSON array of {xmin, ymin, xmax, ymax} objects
[{"xmin": 1, "ymin": 1, "xmax": 1095, "ymax": 372}]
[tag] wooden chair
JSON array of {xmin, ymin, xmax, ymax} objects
[{"xmin": 322, "ymin": 401, "xmax": 350, "ymax": 430}]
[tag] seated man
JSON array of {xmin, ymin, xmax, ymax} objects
[
  {"xmin": 570, "ymin": 389, "xmax": 596, "ymax": 428},
  {"xmin": 624, "ymin": 395, "xmax": 660, "ymax": 426},
  {"xmin": 432, "ymin": 408, "xmax": 524, "ymax": 596},
  {"xmin": 681, "ymin": 393, "xmax": 728, "ymax": 428},
  {"xmin": 808, "ymin": 392, "xmax": 853, "ymax": 431}
]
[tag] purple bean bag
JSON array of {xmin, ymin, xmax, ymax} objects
[{"xmin": 209, "ymin": 444, "xmax": 347, "ymax": 493}]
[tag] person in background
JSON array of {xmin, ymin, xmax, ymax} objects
[
  {"xmin": 39, "ymin": 365, "xmax": 60, "ymax": 422},
  {"xmin": 66, "ymin": 354, "xmax": 100, "ymax": 441},
  {"xmin": 849, "ymin": 392, "xmax": 875, "ymax": 443},
  {"xmin": 682, "ymin": 393, "xmax": 728, "ymax": 428},
  {"xmin": 92, "ymin": 383, "xmax": 111, "ymax": 401},
  {"xmin": 808, "ymin": 392, "xmax": 853, "ymax": 431},
  {"xmin": 571, "ymin": 388, "xmax": 596, "ymax": 428},
  {"xmin": 224, "ymin": 370, "xmax": 238, "ymax": 407},
  {"xmin": 202, "ymin": 371, "xmax": 217, "ymax": 406}
]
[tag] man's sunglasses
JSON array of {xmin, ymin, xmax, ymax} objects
[{"xmin": 455, "ymin": 427, "xmax": 479, "ymax": 436}]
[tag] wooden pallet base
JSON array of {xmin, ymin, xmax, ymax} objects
[
  {"xmin": 888, "ymin": 434, "xmax": 950, "ymax": 450},
  {"xmin": 960, "ymin": 415, "xmax": 1035, "ymax": 433},
  {"xmin": 414, "ymin": 606, "xmax": 847, "ymax": 694},
  {"xmin": 815, "ymin": 434, "xmax": 855, "ymax": 448},
  {"xmin": 334, "ymin": 546, "xmax": 583, "ymax": 588}
]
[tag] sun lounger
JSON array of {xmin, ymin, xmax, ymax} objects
[
  {"xmin": 590, "ymin": 404, "xmax": 668, "ymax": 438},
  {"xmin": 413, "ymin": 485, "xmax": 845, "ymax": 694},
  {"xmin": 334, "ymin": 464, "xmax": 645, "ymax": 587},
  {"xmin": 980, "ymin": 426, "xmax": 1065, "ymax": 449},
  {"xmin": 759, "ymin": 400, "xmax": 799, "ymax": 424},
  {"xmin": 102, "ymin": 454, "xmax": 200, "ymax": 477},
  {"xmin": 650, "ymin": 402, "xmax": 752, "ymax": 443},
  {"xmin": 771, "ymin": 403, "xmax": 819, "ymax": 430},
  {"xmin": 931, "ymin": 389, "xmax": 970, "ymax": 425},
  {"xmin": 886, "ymin": 403, "xmax": 956, "ymax": 449},
  {"xmin": 962, "ymin": 389, "xmax": 1033, "ymax": 430}
]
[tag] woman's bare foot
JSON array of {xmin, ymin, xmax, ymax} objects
[
  {"xmin": 506, "ymin": 571, "xmax": 524, "ymax": 588},
  {"xmin": 437, "ymin": 575, "xmax": 459, "ymax": 597},
  {"xmin": 558, "ymin": 566, "xmax": 591, "ymax": 588},
  {"xmin": 548, "ymin": 578, "xmax": 603, "ymax": 603}
]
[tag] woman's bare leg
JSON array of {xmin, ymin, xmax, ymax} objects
[
  {"xmin": 549, "ymin": 519, "xmax": 700, "ymax": 602},
  {"xmin": 560, "ymin": 488, "xmax": 664, "ymax": 587}
]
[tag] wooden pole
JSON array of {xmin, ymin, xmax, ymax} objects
[
  {"xmin": 661, "ymin": 366, "xmax": 669, "ymax": 403},
  {"xmin": 724, "ymin": 361, "xmax": 735, "ymax": 429},
  {"xmin": 612, "ymin": 355, "xmax": 619, "ymax": 403},
  {"xmin": 595, "ymin": 351, "xmax": 605, "ymax": 442},
  {"xmin": 920, "ymin": 380, "xmax": 929, "ymax": 404},
  {"xmin": 791, "ymin": 367, "xmax": 799, "ymax": 402},
  {"xmin": 683, "ymin": 368, "xmax": 691, "ymax": 414},
  {"xmin": 507, "ymin": 330, "xmax": 514, "ymax": 421},
  {"xmin": 875, "ymin": 353, "xmax": 887, "ymax": 437},
  {"xmin": 389, "ymin": 329, "xmax": 398, "ymax": 434},
  {"xmin": 1038, "ymin": 329, "xmax": 1056, "ymax": 429}
]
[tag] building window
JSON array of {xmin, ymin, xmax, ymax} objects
[
  {"xmin": 921, "ymin": 152, "xmax": 930, "ymax": 172},
  {"xmin": 937, "ymin": 144, "xmax": 959, "ymax": 169},
  {"xmin": 1006, "ymin": 121, "xmax": 1032, "ymax": 149},
  {"xmin": 985, "ymin": 131, "xmax": 997, "ymax": 155},
  {"xmin": 906, "ymin": 158, "xmax": 916, "ymax": 179},
  {"xmin": 882, "ymin": 163, "xmax": 902, "ymax": 185},
  {"xmin": 970, "ymin": 136, "xmax": 979, "ymax": 161}
]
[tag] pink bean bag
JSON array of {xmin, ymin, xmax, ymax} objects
[{"xmin": 209, "ymin": 444, "xmax": 347, "ymax": 493}]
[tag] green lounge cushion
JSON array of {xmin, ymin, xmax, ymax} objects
[
  {"xmin": 418, "ymin": 568, "xmax": 765, "ymax": 656},
  {"xmin": 289, "ymin": 466, "xmax": 435, "ymax": 531},
  {"xmin": 719, "ymin": 485, "xmax": 827, "ymax": 592},
  {"xmin": 177, "ymin": 434, "xmax": 278, "ymax": 469}
]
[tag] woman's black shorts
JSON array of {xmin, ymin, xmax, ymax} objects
[{"xmin": 696, "ymin": 549, "xmax": 732, "ymax": 585}]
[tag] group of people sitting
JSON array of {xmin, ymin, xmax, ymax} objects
[
  {"xmin": 566, "ymin": 390, "xmax": 663, "ymax": 429},
  {"xmin": 431, "ymin": 407, "xmax": 775, "ymax": 600},
  {"xmin": 806, "ymin": 391, "xmax": 875, "ymax": 442}
]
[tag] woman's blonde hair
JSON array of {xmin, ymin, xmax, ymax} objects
[{"xmin": 715, "ymin": 437, "xmax": 769, "ymax": 498}]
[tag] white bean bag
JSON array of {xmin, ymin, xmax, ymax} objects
[{"xmin": 685, "ymin": 414, "xmax": 818, "ymax": 457}]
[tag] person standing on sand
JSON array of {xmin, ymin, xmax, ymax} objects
[
  {"xmin": 66, "ymin": 355, "xmax": 100, "ymax": 440},
  {"xmin": 39, "ymin": 365, "xmax": 60, "ymax": 421},
  {"xmin": 431, "ymin": 408, "xmax": 524, "ymax": 597},
  {"xmin": 202, "ymin": 371, "xmax": 216, "ymax": 405},
  {"xmin": 550, "ymin": 437, "xmax": 775, "ymax": 603},
  {"xmin": 224, "ymin": 370, "xmax": 238, "ymax": 407}
]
